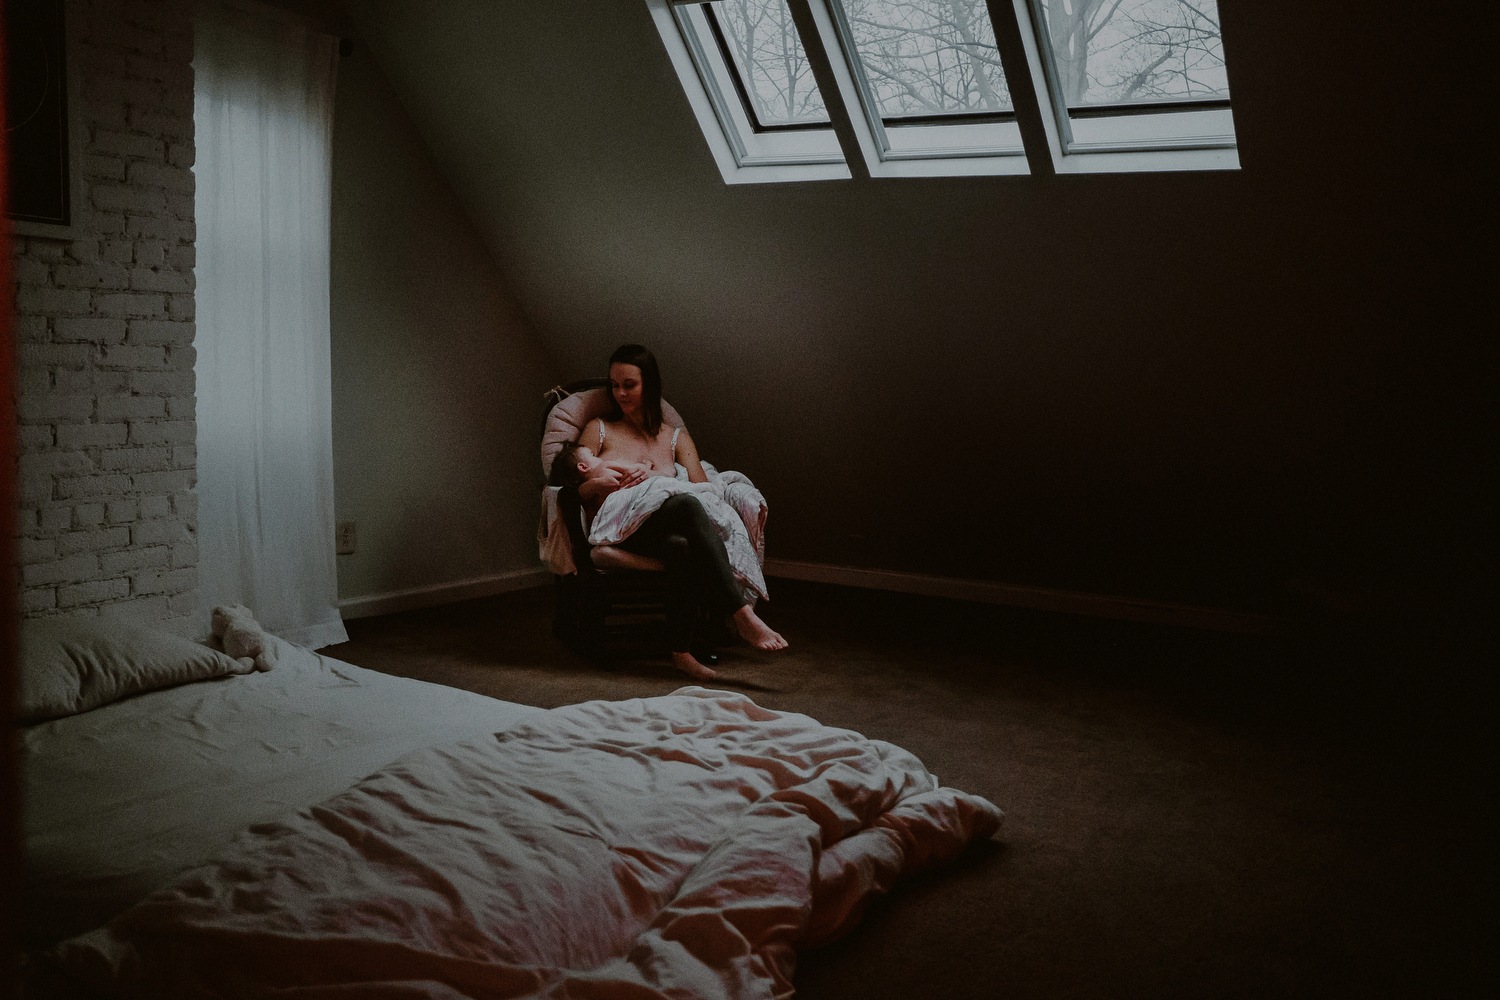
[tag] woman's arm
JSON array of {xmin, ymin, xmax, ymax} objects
[
  {"xmin": 674, "ymin": 428, "xmax": 709, "ymax": 484},
  {"xmin": 577, "ymin": 469, "xmax": 620, "ymax": 509}
]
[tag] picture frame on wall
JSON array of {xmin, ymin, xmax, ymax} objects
[{"xmin": 7, "ymin": 0, "xmax": 88, "ymax": 241}]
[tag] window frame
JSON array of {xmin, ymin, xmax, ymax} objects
[
  {"xmin": 701, "ymin": 2, "xmax": 833, "ymax": 133},
  {"xmin": 1016, "ymin": 0, "xmax": 1239, "ymax": 172},
  {"xmin": 649, "ymin": 0, "xmax": 851, "ymax": 185},
  {"xmin": 9, "ymin": 0, "xmax": 90, "ymax": 240},
  {"xmin": 648, "ymin": 0, "xmax": 1241, "ymax": 182},
  {"xmin": 816, "ymin": 0, "xmax": 1029, "ymax": 176}
]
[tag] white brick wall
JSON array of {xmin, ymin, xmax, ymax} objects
[{"xmin": 12, "ymin": 0, "xmax": 197, "ymax": 627}]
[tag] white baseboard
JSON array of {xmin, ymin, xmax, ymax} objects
[
  {"xmin": 762, "ymin": 558, "xmax": 1282, "ymax": 635},
  {"xmin": 338, "ymin": 567, "xmax": 552, "ymax": 621}
]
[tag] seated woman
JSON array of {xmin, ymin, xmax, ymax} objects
[{"xmin": 574, "ymin": 344, "xmax": 786, "ymax": 681}]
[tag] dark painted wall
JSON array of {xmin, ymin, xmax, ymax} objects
[
  {"xmin": 328, "ymin": 35, "xmax": 555, "ymax": 602},
  {"xmin": 260, "ymin": 0, "xmax": 559, "ymax": 603},
  {"xmin": 348, "ymin": 1, "xmax": 1491, "ymax": 610}
]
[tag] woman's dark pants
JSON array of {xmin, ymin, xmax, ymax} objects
[{"xmin": 617, "ymin": 494, "xmax": 745, "ymax": 652}]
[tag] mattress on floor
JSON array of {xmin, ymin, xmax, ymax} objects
[
  {"xmin": 22, "ymin": 638, "xmax": 543, "ymax": 948},
  {"xmin": 49, "ymin": 688, "xmax": 1003, "ymax": 1000}
]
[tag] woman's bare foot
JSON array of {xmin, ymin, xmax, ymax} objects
[
  {"xmin": 732, "ymin": 605, "xmax": 788, "ymax": 651},
  {"xmin": 671, "ymin": 651, "xmax": 718, "ymax": 681}
]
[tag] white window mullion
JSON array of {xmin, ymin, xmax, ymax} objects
[
  {"xmin": 815, "ymin": 0, "xmax": 893, "ymax": 160},
  {"xmin": 789, "ymin": 0, "xmax": 882, "ymax": 176},
  {"xmin": 988, "ymin": 0, "xmax": 1068, "ymax": 174},
  {"xmin": 673, "ymin": 4, "xmax": 753, "ymax": 163},
  {"xmin": 783, "ymin": 0, "xmax": 875, "ymax": 180},
  {"xmin": 1012, "ymin": 0, "xmax": 1074, "ymax": 149}
]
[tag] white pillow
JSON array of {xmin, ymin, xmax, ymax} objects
[{"xmin": 19, "ymin": 616, "xmax": 253, "ymax": 725}]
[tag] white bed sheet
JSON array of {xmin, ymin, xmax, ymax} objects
[
  {"xmin": 52, "ymin": 688, "xmax": 1002, "ymax": 999},
  {"xmin": 22, "ymin": 640, "xmax": 543, "ymax": 947}
]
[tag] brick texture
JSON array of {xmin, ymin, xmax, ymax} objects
[{"xmin": 12, "ymin": 1, "xmax": 197, "ymax": 625}]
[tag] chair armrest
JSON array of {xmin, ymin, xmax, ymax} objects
[{"xmin": 557, "ymin": 487, "xmax": 596, "ymax": 573}]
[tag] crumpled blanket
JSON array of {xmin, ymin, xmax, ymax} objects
[
  {"xmin": 697, "ymin": 463, "xmax": 768, "ymax": 564},
  {"xmin": 538, "ymin": 463, "xmax": 768, "ymax": 597},
  {"xmin": 49, "ymin": 688, "xmax": 1002, "ymax": 1000},
  {"xmin": 589, "ymin": 464, "xmax": 767, "ymax": 602}
]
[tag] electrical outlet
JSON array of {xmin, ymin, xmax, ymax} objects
[{"xmin": 335, "ymin": 521, "xmax": 356, "ymax": 555}]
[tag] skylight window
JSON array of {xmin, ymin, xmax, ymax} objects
[
  {"xmin": 840, "ymin": 0, "xmax": 1012, "ymax": 119},
  {"xmin": 708, "ymin": 0, "xmax": 830, "ymax": 127},
  {"xmin": 1025, "ymin": 0, "xmax": 1236, "ymax": 160},
  {"xmin": 648, "ymin": 0, "xmax": 1239, "ymax": 183},
  {"xmin": 822, "ymin": 0, "xmax": 1027, "ymax": 172},
  {"xmin": 652, "ymin": 0, "xmax": 847, "ymax": 183},
  {"xmin": 1036, "ymin": 0, "xmax": 1229, "ymax": 109}
]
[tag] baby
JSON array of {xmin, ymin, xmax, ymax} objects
[{"xmin": 548, "ymin": 440, "xmax": 659, "ymax": 491}]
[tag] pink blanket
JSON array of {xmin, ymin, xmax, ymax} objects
[{"xmin": 52, "ymin": 688, "xmax": 1002, "ymax": 999}]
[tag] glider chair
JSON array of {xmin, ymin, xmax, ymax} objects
[{"xmin": 540, "ymin": 381, "xmax": 724, "ymax": 662}]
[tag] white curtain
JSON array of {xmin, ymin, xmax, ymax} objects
[{"xmin": 193, "ymin": 2, "xmax": 347, "ymax": 648}]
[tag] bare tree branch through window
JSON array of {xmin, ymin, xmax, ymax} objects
[
  {"xmin": 712, "ymin": 0, "xmax": 830, "ymax": 125},
  {"xmin": 1038, "ymin": 0, "xmax": 1228, "ymax": 107},
  {"xmin": 840, "ymin": 0, "xmax": 1012, "ymax": 117},
  {"xmin": 656, "ymin": 0, "xmax": 1238, "ymax": 180}
]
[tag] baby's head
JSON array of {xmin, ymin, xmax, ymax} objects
[{"xmin": 549, "ymin": 441, "xmax": 604, "ymax": 488}]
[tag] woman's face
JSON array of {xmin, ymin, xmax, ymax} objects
[{"xmin": 610, "ymin": 362, "xmax": 644, "ymax": 417}]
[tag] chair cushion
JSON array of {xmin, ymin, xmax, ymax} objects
[
  {"xmin": 541, "ymin": 388, "xmax": 684, "ymax": 477},
  {"xmin": 589, "ymin": 546, "xmax": 666, "ymax": 573}
]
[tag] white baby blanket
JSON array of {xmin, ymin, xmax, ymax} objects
[
  {"xmin": 588, "ymin": 467, "xmax": 767, "ymax": 602},
  {"xmin": 539, "ymin": 464, "xmax": 768, "ymax": 602}
]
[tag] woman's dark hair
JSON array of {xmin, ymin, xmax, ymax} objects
[
  {"xmin": 603, "ymin": 343, "xmax": 663, "ymax": 436},
  {"xmin": 549, "ymin": 441, "xmax": 585, "ymax": 489}
]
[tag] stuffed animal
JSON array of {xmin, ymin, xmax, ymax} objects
[{"xmin": 210, "ymin": 604, "xmax": 278, "ymax": 673}]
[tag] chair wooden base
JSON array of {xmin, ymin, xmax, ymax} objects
[{"xmin": 552, "ymin": 572, "xmax": 729, "ymax": 663}]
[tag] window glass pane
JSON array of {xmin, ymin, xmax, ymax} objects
[
  {"xmin": 1038, "ymin": 0, "xmax": 1229, "ymax": 108},
  {"xmin": 838, "ymin": 0, "xmax": 1011, "ymax": 119},
  {"xmin": 708, "ymin": 0, "xmax": 829, "ymax": 127}
]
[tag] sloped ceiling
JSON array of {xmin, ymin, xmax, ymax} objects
[{"xmin": 343, "ymin": 0, "xmax": 1487, "ymax": 607}]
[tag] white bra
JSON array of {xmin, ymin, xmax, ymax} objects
[{"xmin": 599, "ymin": 422, "xmax": 681, "ymax": 458}]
